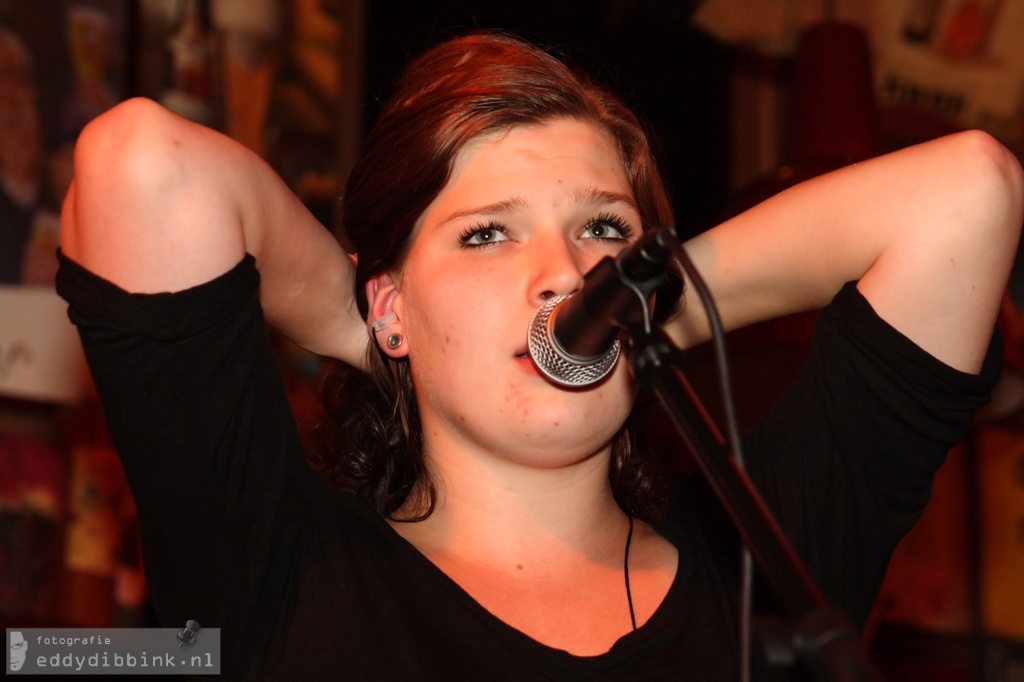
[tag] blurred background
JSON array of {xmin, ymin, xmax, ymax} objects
[{"xmin": 1, "ymin": 1, "xmax": 1022, "ymax": 679}]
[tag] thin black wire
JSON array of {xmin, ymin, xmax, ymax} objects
[
  {"xmin": 624, "ymin": 515, "xmax": 637, "ymax": 631},
  {"xmin": 665, "ymin": 232, "xmax": 754, "ymax": 682}
]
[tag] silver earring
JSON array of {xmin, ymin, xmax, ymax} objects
[{"xmin": 387, "ymin": 334, "xmax": 403, "ymax": 350}]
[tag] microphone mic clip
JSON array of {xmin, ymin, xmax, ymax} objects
[{"xmin": 528, "ymin": 226, "xmax": 676, "ymax": 387}]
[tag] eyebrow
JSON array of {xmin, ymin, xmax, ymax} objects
[
  {"xmin": 571, "ymin": 186, "xmax": 639, "ymax": 211},
  {"xmin": 437, "ymin": 186, "xmax": 638, "ymax": 227},
  {"xmin": 439, "ymin": 197, "xmax": 529, "ymax": 226}
]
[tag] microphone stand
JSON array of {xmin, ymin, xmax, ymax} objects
[{"xmin": 611, "ymin": 227, "xmax": 879, "ymax": 681}]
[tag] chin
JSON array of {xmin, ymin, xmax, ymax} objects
[{"xmin": 512, "ymin": 420, "xmax": 625, "ymax": 465}]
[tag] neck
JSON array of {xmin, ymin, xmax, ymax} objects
[{"xmin": 392, "ymin": 441, "xmax": 629, "ymax": 570}]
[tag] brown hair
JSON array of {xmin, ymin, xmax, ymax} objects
[{"xmin": 313, "ymin": 32, "xmax": 679, "ymax": 522}]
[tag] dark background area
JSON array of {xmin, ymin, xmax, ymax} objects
[{"xmin": 362, "ymin": 1, "xmax": 732, "ymax": 239}]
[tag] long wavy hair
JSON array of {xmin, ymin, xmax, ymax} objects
[{"xmin": 313, "ymin": 32, "xmax": 680, "ymax": 522}]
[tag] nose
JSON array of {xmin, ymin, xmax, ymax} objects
[{"xmin": 527, "ymin": 236, "xmax": 586, "ymax": 305}]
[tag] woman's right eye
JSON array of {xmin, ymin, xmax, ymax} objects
[{"xmin": 458, "ymin": 223, "xmax": 510, "ymax": 248}]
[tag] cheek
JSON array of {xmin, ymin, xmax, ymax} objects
[
  {"xmin": 402, "ymin": 285, "xmax": 474, "ymax": 372},
  {"xmin": 402, "ymin": 257, "xmax": 508, "ymax": 352},
  {"xmin": 503, "ymin": 383, "xmax": 537, "ymax": 429}
]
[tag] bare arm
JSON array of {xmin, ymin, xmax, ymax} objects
[
  {"xmin": 669, "ymin": 130, "xmax": 1024, "ymax": 374},
  {"xmin": 60, "ymin": 98, "xmax": 368, "ymax": 366}
]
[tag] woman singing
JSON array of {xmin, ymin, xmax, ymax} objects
[{"xmin": 57, "ymin": 33, "xmax": 1022, "ymax": 679}]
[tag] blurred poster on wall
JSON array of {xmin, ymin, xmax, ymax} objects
[
  {"xmin": 870, "ymin": 1, "xmax": 1024, "ymax": 155},
  {"xmin": 693, "ymin": 0, "xmax": 1024, "ymax": 163},
  {"xmin": 0, "ymin": 1, "xmax": 127, "ymax": 625},
  {"xmin": 0, "ymin": 285, "xmax": 87, "ymax": 404},
  {"xmin": 0, "ymin": 1, "xmax": 126, "ymax": 404},
  {"xmin": 0, "ymin": 0, "xmax": 129, "ymax": 289}
]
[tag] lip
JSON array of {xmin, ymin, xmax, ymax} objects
[{"xmin": 514, "ymin": 350, "xmax": 542, "ymax": 377}]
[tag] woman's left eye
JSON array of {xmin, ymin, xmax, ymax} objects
[
  {"xmin": 459, "ymin": 222, "xmax": 510, "ymax": 248},
  {"xmin": 581, "ymin": 214, "xmax": 635, "ymax": 241}
]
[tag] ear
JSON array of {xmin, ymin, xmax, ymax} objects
[{"xmin": 365, "ymin": 271, "xmax": 408, "ymax": 358}]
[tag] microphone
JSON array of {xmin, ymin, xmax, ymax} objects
[{"xmin": 527, "ymin": 227, "xmax": 675, "ymax": 387}]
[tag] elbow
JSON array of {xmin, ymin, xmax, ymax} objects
[
  {"xmin": 951, "ymin": 130, "xmax": 1024, "ymax": 248},
  {"xmin": 931, "ymin": 131, "xmax": 1024, "ymax": 304},
  {"xmin": 73, "ymin": 98, "xmax": 173, "ymax": 184},
  {"xmin": 63, "ymin": 98, "xmax": 196, "ymax": 267},
  {"xmin": 68, "ymin": 97, "xmax": 194, "ymax": 232}
]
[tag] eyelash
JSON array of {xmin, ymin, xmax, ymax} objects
[
  {"xmin": 582, "ymin": 213, "xmax": 635, "ymax": 241},
  {"xmin": 458, "ymin": 221, "xmax": 509, "ymax": 249},
  {"xmin": 457, "ymin": 213, "xmax": 636, "ymax": 249}
]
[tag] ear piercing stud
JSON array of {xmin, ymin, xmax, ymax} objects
[{"xmin": 387, "ymin": 334, "xmax": 403, "ymax": 350}]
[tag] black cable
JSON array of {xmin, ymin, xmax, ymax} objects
[
  {"xmin": 624, "ymin": 515, "xmax": 637, "ymax": 631},
  {"xmin": 663, "ymin": 230, "xmax": 754, "ymax": 682}
]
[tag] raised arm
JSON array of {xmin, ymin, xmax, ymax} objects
[
  {"xmin": 60, "ymin": 97, "xmax": 367, "ymax": 366},
  {"xmin": 671, "ymin": 130, "xmax": 1024, "ymax": 373}
]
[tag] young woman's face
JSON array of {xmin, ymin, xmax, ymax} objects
[{"xmin": 393, "ymin": 119, "xmax": 642, "ymax": 470}]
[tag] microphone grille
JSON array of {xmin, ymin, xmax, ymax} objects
[{"xmin": 527, "ymin": 294, "xmax": 621, "ymax": 388}]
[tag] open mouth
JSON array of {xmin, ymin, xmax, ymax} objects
[
  {"xmin": 514, "ymin": 338, "xmax": 545, "ymax": 377},
  {"xmin": 514, "ymin": 349, "xmax": 541, "ymax": 376}
]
